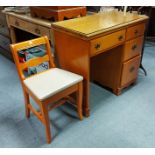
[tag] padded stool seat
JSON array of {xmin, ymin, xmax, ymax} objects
[{"xmin": 23, "ymin": 68, "xmax": 83, "ymax": 100}]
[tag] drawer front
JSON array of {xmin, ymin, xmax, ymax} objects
[
  {"xmin": 120, "ymin": 55, "xmax": 141, "ymax": 87},
  {"xmin": 126, "ymin": 23, "xmax": 145, "ymax": 40},
  {"xmin": 8, "ymin": 16, "xmax": 50, "ymax": 38},
  {"xmin": 123, "ymin": 36, "xmax": 144, "ymax": 61},
  {"xmin": 0, "ymin": 34, "xmax": 10, "ymax": 51},
  {"xmin": 90, "ymin": 30, "xmax": 125, "ymax": 56}
]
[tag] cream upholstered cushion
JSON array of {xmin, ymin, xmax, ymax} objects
[{"xmin": 23, "ymin": 68, "xmax": 83, "ymax": 100}]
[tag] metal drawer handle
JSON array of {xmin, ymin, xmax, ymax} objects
[
  {"xmin": 118, "ymin": 35, "xmax": 123, "ymax": 41},
  {"xmin": 130, "ymin": 66, "xmax": 135, "ymax": 73},
  {"xmin": 15, "ymin": 20, "xmax": 19, "ymax": 26},
  {"xmin": 95, "ymin": 43, "xmax": 101, "ymax": 50},
  {"xmin": 132, "ymin": 44, "xmax": 137, "ymax": 50},
  {"xmin": 134, "ymin": 30, "xmax": 138, "ymax": 35},
  {"xmin": 35, "ymin": 28, "xmax": 41, "ymax": 34}
]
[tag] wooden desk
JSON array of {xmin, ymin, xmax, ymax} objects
[
  {"xmin": 3, "ymin": 11, "xmax": 54, "ymax": 45},
  {"xmin": 52, "ymin": 11, "xmax": 148, "ymax": 117}
]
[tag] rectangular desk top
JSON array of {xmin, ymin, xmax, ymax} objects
[{"xmin": 52, "ymin": 11, "xmax": 148, "ymax": 38}]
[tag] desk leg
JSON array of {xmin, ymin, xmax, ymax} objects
[
  {"xmin": 113, "ymin": 88, "xmax": 122, "ymax": 96},
  {"xmin": 49, "ymin": 29, "xmax": 55, "ymax": 47},
  {"xmin": 83, "ymin": 80, "xmax": 90, "ymax": 117},
  {"xmin": 9, "ymin": 26, "xmax": 17, "ymax": 43},
  {"xmin": 5, "ymin": 15, "xmax": 17, "ymax": 43}
]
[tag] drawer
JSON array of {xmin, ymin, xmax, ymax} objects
[
  {"xmin": 126, "ymin": 23, "xmax": 145, "ymax": 40},
  {"xmin": 0, "ymin": 34, "xmax": 10, "ymax": 51},
  {"xmin": 90, "ymin": 30, "xmax": 126, "ymax": 56},
  {"xmin": 120, "ymin": 55, "xmax": 141, "ymax": 87},
  {"xmin": 8, "ymin": 16, "xmax": 50, "ymax": 38},
  {"xmin": 123, "ymin": 36, "xmax": 144, "ymax": 61}
]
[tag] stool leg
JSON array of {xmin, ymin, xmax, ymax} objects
[
  {"xmin": 41, "ymin": 104, "xmax": 52, "ymax": 144},
  {"xmin": 23, "ymin": 89, "xmax": 30, "ymax": 118},
  {"xmin": 77, "ymin": 82, "xmax": 83, "ymax": 120}
]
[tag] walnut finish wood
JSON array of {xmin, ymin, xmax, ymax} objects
[
  {"xmin": 10, "ymin": 36, "xmax": 83, "ymax": 144},
  {"xmin": 52, "ymin": 11, "xmax": 148, "ymax": 116}
]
